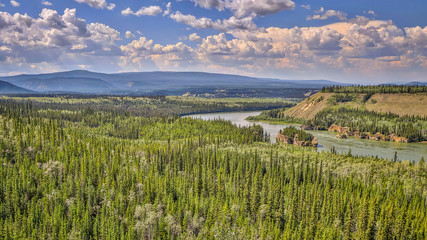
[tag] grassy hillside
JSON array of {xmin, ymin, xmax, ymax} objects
[
  {"xmin": 366, "ymin": 93, "xmax": 427, "ymax": 117},
  {"xmin": 284, "ymin": 92, "xmax": 427, "ymax": 120},
  {"xmin": 250, "ymin": 86, "xmax": 427, "ymax": 142}
]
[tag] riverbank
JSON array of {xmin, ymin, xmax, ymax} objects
[{"xmin": 188, "ymin": 111, "xmax": 427, "ymax": 162}]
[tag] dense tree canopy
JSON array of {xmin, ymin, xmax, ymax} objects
[
  {"xmin": 0, "ymin": 96, "xmax": 426, "ymax": 239},
  {"xmin": 321, "ymin": 85, "xmax": 427, "ymax": 94}
]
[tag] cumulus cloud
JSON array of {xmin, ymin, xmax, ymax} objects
[
  {"xmin": 349, "ymin": 15, "xmax": 370, "ymax": 25},
  {"xmin": 193, "ymin": 0, "xmax": 225, "ymax": 10},
  {"xmin": 74, "ymin": 0, "xmax": 116, "ymax": 10},
  {"xmin": 163, "ymin": 2, "xmax": 172, "ymax": 16},
  {"xmin": 189, "ymin": 33, "xmax": 202, "ymax": 41},
  {"xmin": 121, "ymin": 6, "xmax": 162, "ymax": 16},
  {"xmin": 189, "ymin": 0, "xmax": 294, "ymax": 18},
  {"xmin": 120, "ymin": 36, "xmax": 195, "ymax": 70},
  {"xmin": 119, "ymin": 20, "xmax": 427, "ymax": 81},
  {"xmin": 0, "ymin": 8, "xmax": 122, "ymax": 73},
  {"xmin": 10, "ymin": 0, "xmax": 19, "ymax": 7},
  {"xmin": 307, "ymin": 8, "xmax": 347, "ymax": 21},
  {"xmin": 228, "ymin": 0, "xmax": 295, "ymax": 18},
  {"xmin": 41, "ymin": 1, "xmax": 52, "ymax": 6},
  {"xmin": 1, "ymin": 6, "xmax": 426, "ymax": 82},
  {"xmin": 170, "ymin": 11, "xmax": 257, "ymax": 31},
  {"xmin": 125, "ymin": 30, "xmax": 135, "ymax": 39}
]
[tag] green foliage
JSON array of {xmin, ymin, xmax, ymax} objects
[
  {"xmin": 307, "ymin": 107, "xmax": 427, "ymax": 142},
  {"xmin": 327, "ymin": 93, "xmax": 356, "ymax": 105},
  {"xmin": 0, "ymin": 95, "xmax": 295, "ymax": 117},
  {"xmin": 321, "ymin": 85, "xmax": 427, "ymax": 94},
  {"xmin": 0, "ymin": 97, "xmax": 426, "ymax": 239},
  {"xmin": 362, "ymin": 92, "xmax": 374, "ymax": 103},
  {"xmin": 279, "ymin": 126, "xmax": 314, "ymax": 142},
  {"xmin": 246, "ymin": 107, "xmax": 303, "ymax": 124}
]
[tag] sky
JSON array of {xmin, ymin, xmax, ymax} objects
[{"xmin": 0, "ymin": 0, "xmax": 426, "ymax": 83}]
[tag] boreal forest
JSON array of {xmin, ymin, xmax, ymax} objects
[{"xmin": 0, "ymin": 95, "xmax": 425, "ymax": 239}]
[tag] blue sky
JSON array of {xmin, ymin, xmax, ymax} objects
[{"xmin": 0, "ymin": 0, "xmax": 426, "ymax": 83}]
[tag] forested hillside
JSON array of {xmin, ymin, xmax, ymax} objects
[
  {"xmin": 321, "ymin": 85, "xmax": 427, "ymax": 94},
  {"xmin": 251, "ymin": 85, "xmax": 427, "ymax": 142},
  {"xmin": 0, "ymin": 96, "xmax": 426, "ymax": 239}
]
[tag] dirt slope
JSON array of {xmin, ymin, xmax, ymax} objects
[{"xmin": 284, "ymin": 92, "xmax": 427, "ymax": 120}]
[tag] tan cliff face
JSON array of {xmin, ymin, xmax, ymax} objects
[
  {"xmin": 276, "ymin": 133, "xmax": 292, "ymax": 144},
  {"xmin": 276, "ymin": 132, "xmax": 318, "ymax": 147},
  {"xmin": 389, "ymin": 134, "xmax": 410, "ymax": 143},
  {"xmin": 283, "ymin": 93, "xmax": 334, "ymax": 120},
  {"xmin": 327, "ymin": 125, "xmax": 411, "ymax": 143},
  {"xmin": 328, "ymin": 125, "xmax": 349, "ymax": 133}
]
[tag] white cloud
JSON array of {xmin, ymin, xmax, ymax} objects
[
  {"xmin": 300, "ymin": 4, "xmax": 310, "ymax": 10},
  {"xmin": 115, "ymin": 17, "xmax": 427, "ymax": 81},
  {"xmin": 0, "ymin": 6, "xmax": 426, "ymax": 82},
  {"xmin": 163, "ymin": 2, "xmax": 172, "ymax": 16},
  {"xmin": 189, "ymin": 33, "xmax": 202, "ymax": 41},
  {"xmin": 0, "ymin": 45, "xmax": 12, "ymax": 52},
  {"xmin": 170, "ymin": 11, "xmax": 257, "ymax": 31},
  {"xmin": 125, "ymin": 30, "xmax": 135, "ymax": 38},
  {"xmin": 190, "ymin": 0, "xmax": 295, "ymax": 18},
  {"xmin": 315, "ymin": 7, "xmax": 324, "ymax": 14},
  {"xmin": 120, "ymin": 36, "xmax": 195, "ymax": 70},
  {"xmin": 41, "ymin": 1, "xmax": 52, "ymax": 6},
  {"xmin": 230, "ymin": 0, "xmax": 295, "ymax": 18},
  {"xmin": 307, "ymin": 8, "xmax": 348, "ymax": 21},
  {"xmin": 121, "ymin": 6, "xmax": 162, "ymax": 16},
  {"xmin": 0, "ymin": 3, "xmax": 5, "ymax": 7},
  {"xmin": 349, "ymin": 15, "xmax": 370, "ymax": 25},
  {"xmin": 74, "ymin": 0, "xmax": 116, "ymax": 10},
  {"xmin": 10, "ymin": 0, "xmax": 19, "ymax": 7},
  {"xmin": 0, "ymin": 8, "xmax": 122, "ymax": 72},
  {"xmin": 193, "ymin": 0, "xmax": 225, "ymax": 10},
  {"xmin": 106, "ymin": 3, "xmax": 115, "ymax": 10},
  {"xmin": 368, "ymin": 10, "xmax": 376, "ymax": 16}
]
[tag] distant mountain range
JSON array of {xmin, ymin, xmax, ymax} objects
[
  {"xmin": 0, "ymin": 80, "xmax": 34, "ymax": 94},
  {"xmin": 0, "ymin": 70, "xmax": 423, "ymax": 96},
  {"xmin": 0, "ymin": 70, "xmax": 345, "ymax": 96}
]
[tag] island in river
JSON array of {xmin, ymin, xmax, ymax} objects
[
  {"xmin": 276, "ymin": 126, "xmax": 318, "ymax": 147},
  {"xmin": 188, "ymin": 111, "xmax": 427, "ymax": 163}
]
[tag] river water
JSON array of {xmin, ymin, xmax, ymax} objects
[{"xmin": 187, "ymin": 111, "xmax": 427, "ymax": 163}]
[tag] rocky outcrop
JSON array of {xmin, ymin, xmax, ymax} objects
[
  {"xmin": 328, "ymin": 125, "xmax": 349, "ymax": 133},
  {"xmin": 311, "ymin": 137, "xmax": 318, "ymax": 146},
  {"xmin": 336, "ymin": 133, "xmax": 347, "ymax": 139},
  {"xmin": 327, "ymin": 124, "xmax": 411, "ymax": 143},
  {"xmin": 300, "ymin": 125, "xmax": 319, "ymax": 130},
  {"xmin": 389, "ymin": 134, "xmax": 410, "ymax": 143},
  {"xmin": 276, "ymin": 133, "xmax": 292, "ymax": 144},
  {"xmin": 368, "ymin": 133, "xmax": 382, "ymax": 141},
  {"xmin": 300, "ymin": 125, "xmax": 313, "ymax": 130},
  {"xmin": 276, "ymin": 133, "xmax": 318, "ymax": 147}
]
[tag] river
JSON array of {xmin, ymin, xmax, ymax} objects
[{"xmin": 187, "ymin": 111, "xmax": 427, "ymax": 163}]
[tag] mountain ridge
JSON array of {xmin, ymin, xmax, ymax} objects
[
  {"xmin": 0, "ymin": 80, "xmax": 34, "ymax": 94},
  {"xmin": 0, "ymin": 70, "xmax": 346, "ymax": 96}
]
